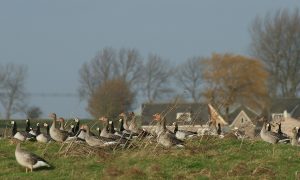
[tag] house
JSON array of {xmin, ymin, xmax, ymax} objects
[
  {"xmin": 229, "ymin": 110, "xmax": 256, "ymax": 128},
  {"xmin": 268, "ymin": 98, "xmax": 300, "ymax": 136},
  {"xmin": 228, "ymin": 105, "xmax": 259, "ymax": 125},
  {"xmin": 141, "ymin": 103, "xmax": 209, "ymax": 125},
  {"xmin": 269, "ymin": 98, "xmax": 300, "ymax": 120}
]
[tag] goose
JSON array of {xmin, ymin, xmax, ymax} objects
[
  {"xmin": 80, "ymin": 125, "xmax": 118, "ymax": 147},
  {"xmin": 116, "ymin": 119, "xmax": 133, "ymax": 138},
  {"xmin": 57, "ymin": 117, "xmax": 66, "ymax": 131},
  {"xmin": 49, "ymin": 113, "xmax": 69, "ymax": 142},
  {"xmin": 29, "ymin": 127, "xmax": 37, "ymax": 137},
  {"xmin": 260, "ymin": 123, "xmax": 279, "ymax": 144},
  {"xmin": 96, "ymin": 127, "xmax": 101, "ymax": 137},
  {"xmin": 11, "ymin": 121, "xmax": 35, "ymax": 141},
  {"xmin": 36, "ymin": 123, "xmax": 51, "ymax": 143},
  {"xmin": 265, "ymin": 123, "xmax": 290, "ymax": 143},
  {"xmin": 119, "ymin": 112, "xmax": 131, "ymax": 131},
  {"xmin": 153, "ymin": 113, "xmax": 184, "ymax": 148},
  {"xmin": 275, "ymin": 122, "xmax": 290, "ymax": 140},
  {"xmin": 99, "ymin": 117, "xmax": 128, "ymax": 143},
  {"xmin": 291, "ymin": 127, "xmax": 300, "ymax": 146},
  {"xmin": 15, "ymin": 142, "xmax": 51, "ymax": 172},
  {"xmin": 74, "ymin": 118, "xmax": 80, "ymax": 135},
  {"xmin": 128, "ymin": 112, "xmax": 152, "ymax": 137},
  {"xmin": 25, "ymin": 119, "xmax": 31, "ymax": 133},
  {"xmin": 173, "ymin": 122, "xmax": 197, "ymax": 140}
]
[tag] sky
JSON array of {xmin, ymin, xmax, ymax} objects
[{"xmin": 0, "ymin": 0, "xmax": 299, "ymax": 119}]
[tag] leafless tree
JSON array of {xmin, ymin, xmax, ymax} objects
[
  {"xmin": 250, "ymin": 8, "xmax": 300, "ymax": 97},
  {"xmin": 78, "ymin": 47, "xmax": 143, "ymax": 101},
  {"xmin": 0, "ymin": 63, "xmax": 28, "ymax": 119},
  {"xmin": 141, "ymin": 54, "xmax": 174, "ymax": 103},
  {"xmin": 176, "ymin": 57, "xmax": 204, "ymax": 102},
  {"xmin": 78, "ymin": 47, "xmax": 116, "ymax": 99},
  {"xmin": 113, "ymin": 48, "xmax": 143, "ymax": 87}
]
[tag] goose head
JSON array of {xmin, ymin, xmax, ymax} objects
[
  {"xmin": 153, "ymin": 113, "xmax": 161, "ymax": 121},
  {"xmin": 74, "ymin": 118, "xmax": 79, "ymax": 123}
]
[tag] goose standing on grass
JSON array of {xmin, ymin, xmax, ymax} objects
[
  {"xmin": 173, "ymin": 121, "xmax": 197, "ymax": 140},
  {"xmin": 49, "ymin": 113, "xmax": 69, "ymax": 142},
  {"xmin": 153, "ymin": 113, "xmax": 184, "ymax": 148},
  {"xmin": 15, "ymin": 142, "xmax": 50, "ymax": 172},
  {"xmin": 11, "ymin": 121, "xmax": 35, "ymax": 141},
  {"xmin": 36, "ymin": 123, "xmax": 51, "ymax": 143}
]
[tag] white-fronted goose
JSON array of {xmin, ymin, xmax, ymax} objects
[
  {"xmin": 15, "ymin": 142, "xmax": 50, "ymax": 172},
  {"xmin": 49, "ymin": 113, "xmax": 69, "ymax": 142}
]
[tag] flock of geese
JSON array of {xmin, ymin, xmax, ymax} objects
[{"xmin": 5, "ymin": 112, "xmax": 300, "ymax": 173}]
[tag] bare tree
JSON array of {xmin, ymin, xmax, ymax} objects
[
  {"xmin": 114, "ymin": 48, "xmax": 143, "ymax": 87},
  {"xmin": 78, "ymin": 47, "xmax": 116, "ymax": 99},
  {"xmin": 176, "ymin": 57, "xmax": 204, "ymax": 102},
  {"xmin": 0, "ymin": 63, "xmax": 28, "ymax": 119},
  {"xmin": 141, "ymin": 54, "xmax": 174, "ymax": 103},
  {"xmin": 250, "ymin": 8, "xmax": 300, "ymax": 97},
  {"xmin": 79, "ymin": 47, "xmax": 143, "ymax": 101}
]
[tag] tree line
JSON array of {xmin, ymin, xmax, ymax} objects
[{"xmin": 1, "ymin": 8, "xmax": 300, "ymax": 119}]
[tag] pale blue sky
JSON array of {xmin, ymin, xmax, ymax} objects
[{"xmin": 0, "ymin": 1, "xmax": 299, "ymax": 119}]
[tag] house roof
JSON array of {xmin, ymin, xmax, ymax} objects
[
  {"xmin": 269, "ymin": 98, "xmax": 300, "ymax": 119},
  {"xmin": 141, "ymin": 103, "xmax": 209, "ymax": 125},
  {"xmin": 229, "ymin": 110, "xmax": 255, "ymax": 127},
  {"xmin": 228, "ymin": 105, "xmax": 260, "ymax": 124}
]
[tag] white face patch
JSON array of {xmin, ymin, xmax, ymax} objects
[
  {"xmin": 109, "ymin": 121, "xmax": 112, "ymax": 124},
  {"xmin": 75, "ymin": 118, "xmax": 79, "ymax": 122},
  {"xmin": 11, "ymin": 121, "xmax": 15, "ymax": 125}
]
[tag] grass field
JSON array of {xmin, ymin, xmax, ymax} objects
[{"xmin": 1, "ymin": 135, "xmax": 300, "ymax": 180}]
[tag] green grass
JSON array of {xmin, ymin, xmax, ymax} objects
[{"xmin": 1, "ymin": 136, "xmax": 300, "ymax": 179}]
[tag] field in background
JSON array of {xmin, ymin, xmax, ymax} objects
[{"xmin": 1, "ymin": 137, "xmax": 300, "ymax": 179}]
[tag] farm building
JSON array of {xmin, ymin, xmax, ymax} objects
[{"xmin": 141, "ymin": 103, "xmax": 209, "ymax": 125}]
